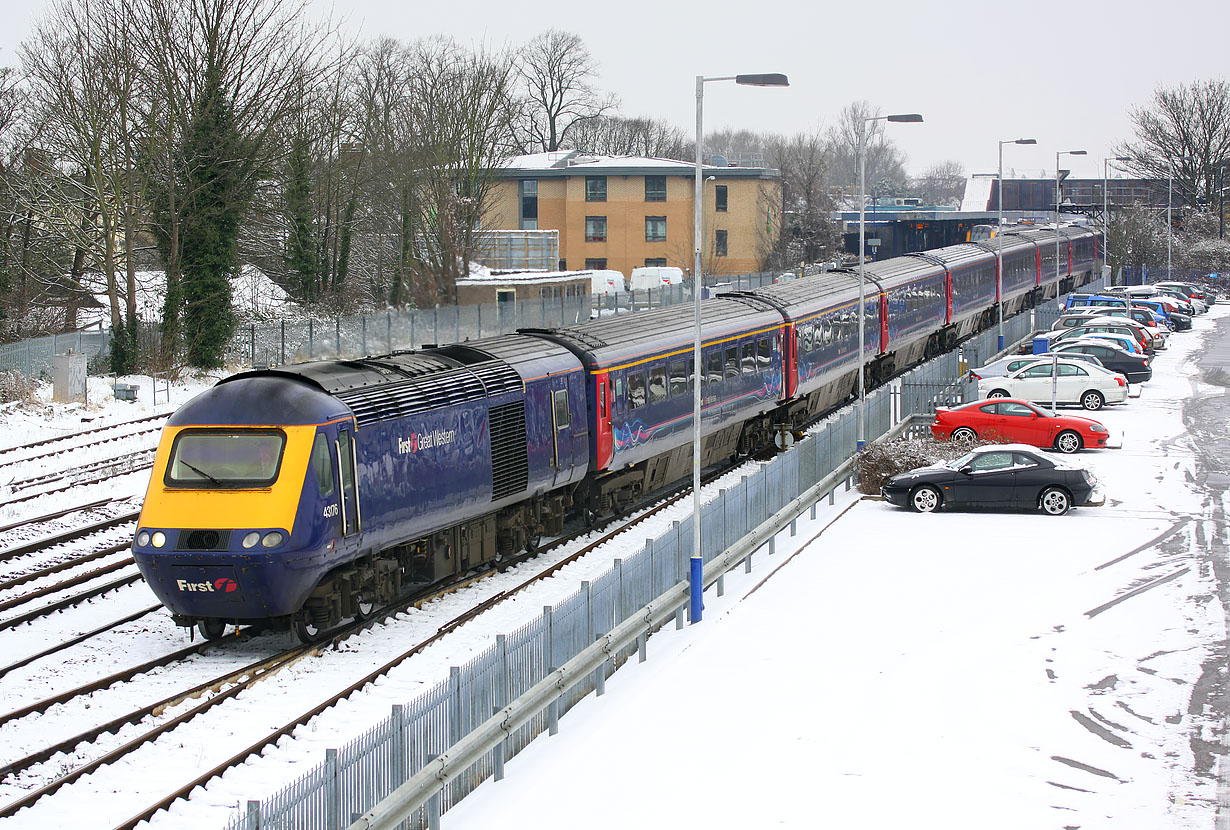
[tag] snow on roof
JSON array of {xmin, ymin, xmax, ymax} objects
[
  {"xmin": 457, "ymin": 268, "xmax": 593, "ymax": 286},
  {"xmin": 960, "ymin": 175, "xmax": 994, "ymax": 212},
  {"xmin": 501, "ymin": 151, "xmax": 759, "ymax": 173}
]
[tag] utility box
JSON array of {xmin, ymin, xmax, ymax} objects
[
  {"xmin": 1032, "ymin": 335, "xmax": 1050, "ymax": 355},
  {"xmin": 53, "ymin": 352, "xmax": 87, "ymax": 403}
]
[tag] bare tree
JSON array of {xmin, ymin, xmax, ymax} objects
[
  {"xmin": 1115, "ymin": 79, "xmax": 1230, "ymax": 207},
  {"xmin": 566, "ymin": 114, "xmax": 687, "ymax": 159},
  {"xmin": 515, "ymin": 29, "xmax": 616, "ymax": 154},
  {"xmin": 409, "ymin": 38, "xmax": 518, "ymax": 305},
  {"xmin": 826, "ymin": 101, "xmax": 909, "ymax": 195},
  {"xmin": 764, "ymin": 129, "xmax": 841, "ymax": 267},
  {"xmin": 911, "ymin": 160, "xmax": 965, "ymax": 207}
]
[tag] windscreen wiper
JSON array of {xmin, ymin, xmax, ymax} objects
[{"xmin": 180, "ymin": 460, "xmax": 223, "ymax": 486}]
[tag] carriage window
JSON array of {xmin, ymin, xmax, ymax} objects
[
  {"xmin": 741, "ymin": 341, "xmax": 755, "ymax": 373},
  {"xmin": 311, "ymin": 433, "xmax": 335, "ymax": 496},
  {"xmin": 648, "ymin": 366, "xmax": 667, "ymax": 403},
  {"xmin": 724, "ymin": 347, "xmax": 739, "ymax": 379},
  {"xmin": 553, "ymin": 389, "xmax": 570, "ymax": 428},
  {"xmin": 757, "ymin": 337, "xmax": 772, "ymax": 367},
  {"xmin": 627, "ymin": 373, "xmax": 647, "ymax": 409},
  {"xmin": 669, "ymin": 359, "xmax": 689, "ymax": 398},
  {"xmin": 706, "ymin": 352, "xmax": 723, "ymax": 388}
]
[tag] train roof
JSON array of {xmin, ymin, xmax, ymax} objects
[
  {"xmin": 215, "ymin": 338, "xmax": 575, "ymax": 426},
  {"xmin": 910, "ymin": 243, "xmax": 995, "ymax": 269},
  {"xmin": 523, "ymin": 294, "xmax": 782, "ymax": 368},
  {"xmin": 976, "ymin": 232, "xmax": 1040, "ymax": 256},
  {"xmin": 168, "ymin": 375, "xmax": 349, "ymax": 427},
  {"xmin": 730, "ymin": 271, "xmax": 868, "ymax": 317}
]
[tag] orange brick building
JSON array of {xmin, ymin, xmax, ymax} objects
[{"xmin": 486, "ymin": 152, "xmax": 783, "ymax": 279}]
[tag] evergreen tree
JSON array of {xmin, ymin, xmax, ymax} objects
[
  {"xmin": 178, "ymin": 67, "xmax": 252, "ymax": 368},
  {"xmin": 285, "ymin": 132, "xmax": 320, "ymax": 304}
]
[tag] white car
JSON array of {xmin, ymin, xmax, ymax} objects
[{"xmin": 978, "ymin": 357, "xmax": 1129, "ymax": 411}]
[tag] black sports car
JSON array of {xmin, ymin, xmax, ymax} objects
[{"xmin": 880, "ymin": 444, "xmax": 1104, "ymax": 515}]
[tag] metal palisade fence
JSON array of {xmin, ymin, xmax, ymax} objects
[{"xmin": 0, "ymin": 329, "xmax": 110, "ymax": 379}]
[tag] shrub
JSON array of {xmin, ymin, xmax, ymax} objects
[
  {"xmin": 0, "ymin": 370, "xmax": 39, "ymax": 406},
  {"xmin": 856, "ymin": 435, "xmax": 970, "ymax": 495}
]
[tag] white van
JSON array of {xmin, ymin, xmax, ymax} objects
[
  {"xmin": 589, "ymin": 270, "xmax": 627, "ymax": 296},
  {"xmin": 628, "ymin": 266, "xmax": 684, "ymax": 292}
]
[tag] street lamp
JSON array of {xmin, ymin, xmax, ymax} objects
[
  {"xmin": 1054, "ymin": 149, "xmax": 1087, "ymax": 308},
  {"xmin": 1102, "ymin": 156, "xmax": 1129, "ymax": 285},
  {"xmin": 996, "ymin": 138, "xmax": 1036, "ymax": 350},
  {"xmin": 1167, "ymin": 175, "xmax": 1173, "ymax": 280},
  {"xmin": 691, "ymin": 72, "xmax": 787, "ymax": 625},
  {"xmin": 858, "ymin": 111, "xmax": 922, "ymax": 450}
]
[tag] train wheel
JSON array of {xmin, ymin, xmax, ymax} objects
[
  {"xmin": 197, "ymin": 619, "xmax": 226, "ymax": 640},
  {"xmin": 294, "ymin": 616, "xmax": 325, "ymax": 645}
]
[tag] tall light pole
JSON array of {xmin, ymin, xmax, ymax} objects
[
  {"xmin": 1166, "ymin": 175, "xmax": 1173, "ymax": 280},
  {"xmin": 858, "ymin": 111, "xmax": 922, "ymax": 449},
  {"xmin": 691, "ymin": 72, "xmax": 787, "ymax": 625},
  {"xmin": 996, "ymin": 138, "xmax": 1036, "ymax": 350},
  {"xmin": 1102, "ymin": 156, "xmax": 1129, "ymax": 285},
  {"xmin": 1055, "ymin": 149, "xmax": 1087, "ymax": 308}
]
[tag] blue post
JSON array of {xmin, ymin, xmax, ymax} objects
[
  {"xmin": 997, "ymin": 334, "xmax": 1005, "ymax": 351},
  {"xmin": 689, "ymin": 555, "xmax": 703, "ymax": 623}
]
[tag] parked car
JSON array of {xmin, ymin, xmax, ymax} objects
[
  {"xmin": 978, "ymin": 357, "xmax": 1129, "ymax": 410},
  {"xmin": 1156, "ymin": 281, "xmax": 1212, "ymax": 306},
  {"xmin": 880, "ymin": 444, "xmax": 1104, "ymax": 515},
  {"xmin": 971, "ymin": 352, "xmax": 1103, "ymax": 382},
  {"xmin": 1156, "ymin": 287, "xmax": 1205, "ymax": 313},
  {"xmin": 1065, "ymin": 293, "xmax": 1129, "ymax": 311},
  {"xmin": 1133, "ymin": 298, "xmax": 1192, "ymax": 331},
  {"xmin": 930, "ymin": 398, "xmax": 1111, "ymax": 453},
  {"xmin": 1052, "ymin": 309, "xmax": 1129, "ymax": 330},
  {"xmin": 1080, "ymin": 314, "xmax": 1167, "ymax": 350},
  {"xmin": 1049, "ymin": 340, "xmax": 1152, "ymax": 383},
  {"xmin": 1051, "ymin": 322, "xmax": 1150, "ymax": 353}
]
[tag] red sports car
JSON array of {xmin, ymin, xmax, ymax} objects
[{"xmin": 930, "ymin": 398, "xmax": 1110, "ymax": 453}]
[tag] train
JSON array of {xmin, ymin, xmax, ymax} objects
[{"xmin": 131, "ymin": 224, "xmax": 1103, "ymax": 642}]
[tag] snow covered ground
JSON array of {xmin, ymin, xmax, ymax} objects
[{"xmin": 0, "ymin": 307, "xmax": 1227, "ymax": 829}]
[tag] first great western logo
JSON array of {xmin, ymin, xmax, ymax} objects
[{"xmin": 176, "ymin": 577, "xmax": 238, "ymax": 593}]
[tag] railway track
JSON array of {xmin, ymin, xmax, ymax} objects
[
  {"xmin": 0, "ymin": 412, "xmax": 168, "ymax": 462},
  {"xmin": 0, "ymin": 470, "xmax": 708, "ymax": 827}
]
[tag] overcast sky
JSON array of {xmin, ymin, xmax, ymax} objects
[{"xmin": 2, "ymin": 0, "xmax": 1224, "ymax": 181}]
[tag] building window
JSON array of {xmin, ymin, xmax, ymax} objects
[
  {"xmin": 715, "ymin": 229, "xmax": 728, "ymax": 256},
  {"xmin": 520, "ymin": 180, "xmax": 538, "ymax": 230},
  {"xmin": 585, "ymin": 258, "xmax": 607, "ymax": 269},
  {"xmin": 644, "ymin": 257, "xmax": 667, "ymax": 267},
  {"xmin": 645, "ymin": 216, "xmax": 666, "ymax": 242},
  {"xmin": 585, "ymin": 216, "xmax": 607, "ymax": 242},
  {"xmin": 715, "ymin": 184, "xmax": 728, "ymax": 212},
  {"xmin": 645, "ymin": 176, "xmax": 666, "ymax": 202},
  {"xmin": 586, "ymin": 176, "xmax": 607, "ymax": 202}
]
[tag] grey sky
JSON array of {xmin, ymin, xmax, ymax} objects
[{"xmin": 3, "ymin": 0, "xmax": 1225, "ymax": 181}]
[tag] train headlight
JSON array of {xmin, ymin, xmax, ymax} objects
[
  {"xmin": 261, "ymin": 531, "xmax": 284, "ymax": 548},
  {"xmin": 151, "ymin": 532, "xmax": 167, "ymax": 548},
  {"xmin": 136, "ymin": 531, "xmax": 150, "ymax": 547},
  {"xmin": 242, "ymin": 531, "xmax": 261, "ymax": 549}
]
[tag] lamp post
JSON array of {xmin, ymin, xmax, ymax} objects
[
  {"xmin": 1054, "ymin": 149, "xmax": 1087, "ymax": 308},
  {"xmin": 1166, "ymin": 175, "xmax": 1173, "ymax": 280},
  {"xmin": 858, "ymin": 111, "xmax": 922, "ymax": 450},
  {"xmin": 691, "ymin": 72, "xmax": 787, "ymax": 625},
  {"xmin": 996, "ymin": 138, "xmax": 1036, "ymax": 350},
  {"xmin": 1102, "ymin": 156, "xmax": 1129, "ymax": 285}
]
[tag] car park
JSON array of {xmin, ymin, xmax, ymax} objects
[
  {"xmin": 1048, "ymin": 339, "xmax": 1151, "ymax": 383},
  {"xmin": 1155, "ymin": 287, "xmax": 1204, "ymax": 313},
  {"xmin": 1080, "ymin": 314, "xmax": 1167, "ymax": 350},
  {"xmin": 1065, "ymin": 293, "xmax": 1129, "ymax": 311},
  {"xmin": 930, "ymin": 398, "xmax": 1111, "ymax": 453},
  {"xmin": 1052, "ymin": 309, "xmax": 1129, "ymax": 330},
  {"xmin": 880, "ymin": 444, "xmax": 1103, "ymax": 515},
  {"xmin": 978, "ymin": 357, "xmax": 1129, "ymax": 410},
  {"xmin": 1156, "ymin": 281, "xmax": 1212, "ymax": 306}
]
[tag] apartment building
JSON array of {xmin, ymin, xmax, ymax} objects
[{"xmin": 486, "ymin": 151, "xmax": 782, "ymax": 278}]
